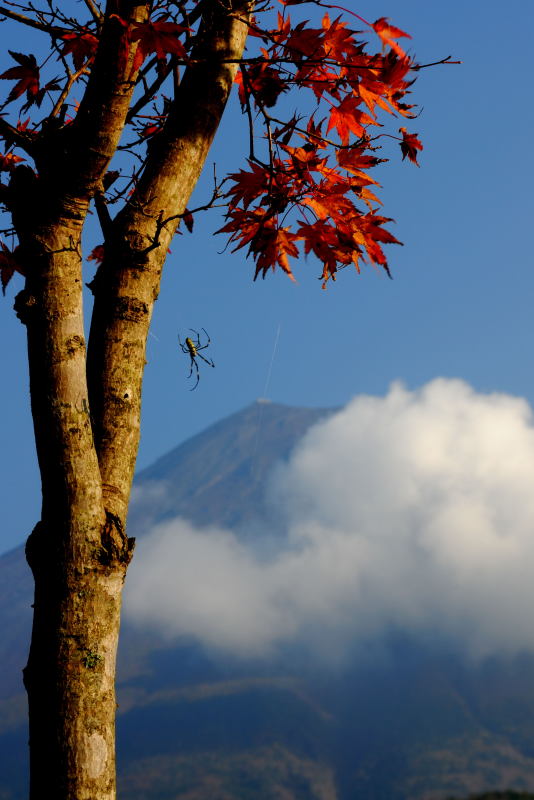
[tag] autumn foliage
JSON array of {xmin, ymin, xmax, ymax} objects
[{"xmin": 0, "ymin": 0, "xmax": 438, "ymax": 294}]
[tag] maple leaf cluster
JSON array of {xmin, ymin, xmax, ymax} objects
[
  {"xmin": 220, "ymin": 134, "xmax": 402, "ymax": 286},
  {"xmin": 222, "ymin": 7, "xmax": 423, "ymax": 286},
  {"xmin": 110, "ymin": 17, "xmax": 189, "ymax": 77},
  {"xmin": 0, "ymin": 51, "xmax": 60, "ymax": 113},
  {"xmin": 0, "ymin": 0, "xmax": 432, "ymax": 292}
]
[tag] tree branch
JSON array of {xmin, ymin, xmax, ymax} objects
[
  {"xmin": 412, "ymin": 55, "xmax": 461, "ymax": 70},
  {"xmin": 50, "ymin": 62, "xmax": 91, "ymax": 118},
  {"xmin": 0, "ymin": 4, "xmax": 66, "ymax": 33},
  {"xmin": 94, "ymin": 185, "xmax": 114, "ymax": 239},
  {"xmin": 126, "ymin": 59, "xmax": 174, "ymax": 123},
  {"xmin": 82, "ymin": 0, "xmax": 103, "ymax": 26}
]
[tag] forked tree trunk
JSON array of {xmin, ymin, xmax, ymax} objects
[{"xmin": 12, "ymin": 3, "xmax": 252, "ymax": 798}]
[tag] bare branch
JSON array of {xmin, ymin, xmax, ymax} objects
[
  {"xmin": 50, "ymin": 62, "xmax": 91, "ymax": 118},
  {"xmin": 240, "ymin": 66, "xmax": 259, "ymax": 163},
  {"xmin": 412, "ymin": 55, "xmax": 461, "ymax": 70},
  {"xmin": 0, "ymin": 4, "xmax": 66, "ymax": 33},
  {"xmin": 175, "ymin": 0, "xmax": 206, "ymax": 28},
  {"xmin": 248, "ymin": 76, "xmax": 275, "ymax": 189},
  {"xmin": 160, "ymin": 165, "xmax": 228, "ymax": 229},
  {"xmin": 126, "ymin": 60, "xmax": 174, "ymax": 123},
  {"xmin": 82, "ymin": 0, "xmax": 103, "ymax": 26}
]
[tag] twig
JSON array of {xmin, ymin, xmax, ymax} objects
[
  {"xmin": 127, "ymin": 61, "xmax": 174, "ymax": 123},
  {"xmin": 240, "ymin": 67, "xmax": 257, "ymax": 163},
  {"xmin": 50, "ymin": 62, "xmax": 91, "ymax": 118},
  {"xmin": 144, "ymin": 167, "xmax": 229, "ymax": 248},
  {"xmin": 412, "ymin": 55, "xmax": 461, "ymax": 71},
  {"xmin": 0, "ymin": 4, "xmax": 66, "ymax": 33},
  {"xmin": 81, "ymin": 0, "xmax": 102, "ymax": 26}
]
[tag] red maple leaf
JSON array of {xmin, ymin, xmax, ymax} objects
[
  {"xmin": 337, "ymin": 148, "xmax": 385, "ymax": 184},
  {"xmin": 218, "ymin": 208, "xmax": 298, "ymax": 281},
  {"xmin": 302, "ymin": 180, "xmax": 355, "ymax": 221},
  {"xmin": 321, "ymin": 14, "xmax": 356, "ymax": 60},
  {"xmin": 379, "ymin": 50, "xmax": 412, "ymax": 87},
  {"xmin": 353, "ymin": 213, "xmax": 401, "ymax": 268},
  {"xmin": 140, "ymin": 121, "xmax": 163, "ymax": 138},
  {"xmin": 358, "ymin": 78, "xmax": 395, "ymax": 117},
  {"xmin": 0, "ymin": 242, "xmax": 24, "ymax": 294},
  {"xmin": 87, "ymin": 244, "xmax": 105, "ymax": 264},
  {"xmin": 254, "ymin": 225, "xmax": 299, "ymax": 280},
  {"xmin": 0, "ymin": 152, "xmax": 25, "ymax": 172},
  {"xmin": 60, "ymin": 31, "xmax": 99, "ymax": 71},
  {"xmin": 182, "ymin": 209, "xmax": 194, "ymax": 233},
  {"xmin": 297, "ymin": 219, "xmax": 343, "ymax": 281},
  {"xmin": 353, "ymin": 185, "xmax": 382, "ymax": 211},
  {"xmin": 237, "ymin": 62, "xmax": 288, "ymax": 108},
  {"xmin": 372, "ymin": 18, "xmax": 411, "ymax": 58},
  {"xmin": 399, "ymin": 127, "xmax": 423, "ymax": 165},
  {"xmin": 129, "ymin": 20, "xmax": 189, "ymax": 74},
  {"xmin": 327, "ymin": 96, "xmax": 377, "ymax": 145},
  {"xmin": 0, "ymin": 51, "xmax": 39, "ymax": 105},
  {"xmin": 281, "ymin": 143, "xmax": 328, "ymax": 177},
  {"xmin": 0, "ymin": 51, "xmax": 59, "ymax": 112},
  {"xmin": 285, "ymin": 23, "xmax": 325, "ymax": 59},
  {"xmin": 226, "ymin": 162, "xmax": 270, "ymax": 209}
]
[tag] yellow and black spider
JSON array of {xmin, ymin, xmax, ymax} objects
[{"xmin": 178, "ymin": 328, "xmax": 215, "ymax": 390}]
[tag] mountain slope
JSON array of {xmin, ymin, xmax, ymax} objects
[
  {"xmin": 3, "ymin": 401, "xmax": 534, "ymax": 800},
  {"xmin": 0, "ymin": 401, "xmax": 335, "ymax": 798},
  {"xmin": 129, "ymin": 399, "xmax": 334, "ymax": 533},
  {"xmin": 0, "ymin": 401, "xmax": 333, "ymax": 698}
]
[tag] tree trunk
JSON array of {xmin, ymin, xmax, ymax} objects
[
  {"xmin": 23, "ymin": 518, "xmax": 133, "ymax": 800},
  {"xmin": 12, "ymin": 2, "xmax": 252, "ymax": 798},
  {"xmin": 14, "ymin": 206, "xmax": 134, "ymax": 799}
]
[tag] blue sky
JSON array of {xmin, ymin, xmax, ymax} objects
[{"xmin": 1, "ymin": 0, "xmax": 533, "ymax": 554}]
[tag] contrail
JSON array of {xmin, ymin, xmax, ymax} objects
[
  {"xmin": 252, "ymin": 322, "xmax": 282, "ymax": 476},
  {"xmin": 262, "ymin": 322, "xmax": 281, "ymax": 399}
]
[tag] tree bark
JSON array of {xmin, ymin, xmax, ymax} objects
[
  {"xmin": 15, "ymin": 206, "xmax": 134, "ymax": 799},
  {"xmin": 14, "ymin": 199, "xmax": 134, "ymax": 799}
]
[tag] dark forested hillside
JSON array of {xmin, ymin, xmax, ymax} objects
[{"xmin": 449, "ymin": 793, "xmax": 534, "ymax": 799}]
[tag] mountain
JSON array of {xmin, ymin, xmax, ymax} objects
[
  {"xmin": 128, "ymin": 399, "xmax": 335, "ymax": 532},
  {"xmin": 2, "ymin": 401, "xmax": 534, "ymax": 800}
]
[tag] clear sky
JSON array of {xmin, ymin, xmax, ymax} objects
[{"xmin": 1, "ymin": 0, "xmax": 533, "ymax": 554}]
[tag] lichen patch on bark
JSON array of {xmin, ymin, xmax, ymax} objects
[{"xmin": 85, "ymin": 732, "xmax": 108, "ymax": 779}]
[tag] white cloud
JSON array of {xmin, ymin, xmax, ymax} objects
[{"xmin": 124, "ymin": 379, "xmax": 534, "ymax": 660}]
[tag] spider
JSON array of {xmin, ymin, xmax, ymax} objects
[{"xmin": 178, "ymin": 328, "xmax": 215, "ymax": 390}]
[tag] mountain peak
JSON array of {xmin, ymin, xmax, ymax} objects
[{"xmin": 131, "ymin": 400, "xmax": 335, "ymax": 532}]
